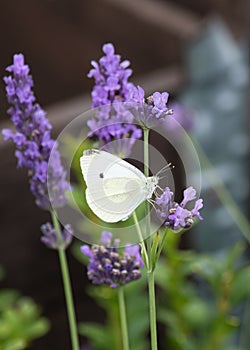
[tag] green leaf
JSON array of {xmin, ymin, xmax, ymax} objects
[
  {"xmin": 0, "ymin": 290, "xmax": 19, "ymax": 311},
  {"xmin": 0, "ymin": 294, "xmax": 49, "ymax": 348},
  {"xmin": 71, "ymin": 241, "xmax": 90, "ymax": 265},
  {"xmin": 2, "ymin": 338, "xmax": 26, "ymax": 350},
  {"xmin": 230, "ymin": 266, "xmax": 250, "ymax": 304},
  {"xmin": 181, "ymin": 299, "xmax": 214, "ymax": 328}
]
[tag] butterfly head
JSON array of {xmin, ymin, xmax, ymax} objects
[{"xmin": 145, "ymin": 176, "xmax": 159, "ymax": 199}]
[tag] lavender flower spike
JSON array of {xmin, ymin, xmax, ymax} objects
[
  {"xmin": 41, "ymin": 222, "xmax": 73, "ymax": 250},
  {"xmin": 156, "ymin": 186, "xmax": 203, "ymax": 231},
  {"xmin": 2, "ymin": 54, "xmax": 69, "ymax": 209},
  {"xmin": 81, "ymin": 231, "xmax": 144, "ymax": 288},
  {"xmin": 88, "ymin": 43, "xmax": 134, "ymax": 108},
  {"xmin": 87, "ymin": 43, "xmax": 142, "ymax": 157}
]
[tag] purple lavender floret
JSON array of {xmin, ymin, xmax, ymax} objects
[
  {"xmin": 132, "ymin": 88, "xmax": 173, "ymax": 128},
  {"xmin": 88, "ymin": 43, "xmax": 134, "ymax": 108},
  {"xmin": 81, "ymin": 231, "xmax": 144, "ymax": 288},
  {"xmin": 41, "ymin": 222, "xmax": 73, "ymax": 249},
  {"xmin": 156, "ymin": 186, "xmax": 203, "ymax": 231},
  {"xmin": 2, "ymin": 54, "xmax": 69, "ymax": 209},
  {"xmin": 87, "ymin": 43, "xmax": 142, "ymax": 156},
  {"xmin": 151, "ymin": 92, "xmax": 169, "ymax": 117}
]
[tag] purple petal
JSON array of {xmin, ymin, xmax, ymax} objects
[
  {"xmin": 125, "ymin": 244, "xmax": 139, "ymax": 256},
  {"xmin": 125, "ymin": 244, "xmax": 144, "ymax": 267},
  {"xmin": 155, "ymin": 187, "xmax": 173, "ymax": 207},
  {"xmin": 152, "ymin": 92, "xmax": 161, "ymax": 105},
  {"xmin": 181, "ymin": 186, "xmax": 197, "ymax": 207},
  {"xmin": 80, "ymin": 245, "xmax": 93, "ymax": 258},
  {"xmin": 2, "ymin": 129, "xmax": 14, "ymax": 141},
  {"xmin": 162, "ymin": 92, "xmax": 169, "ymax": 104},
  {"xmin": 120, "ymin": 60, "xmax": 130, "ymax": 69},
  {"xmin": 100, "ymin": 231, "xmax": 113, "ymax": 245},
  {"xmin": 169, "ymin": 206, "xmax": 190, "ymax": 229},
  {"xmin": 192, "ymin": 198, "xmax": 203, "ymax": 220},
  {"xmin": 103, "ymin": 43, "xmax": 115, "ymax": 56}
]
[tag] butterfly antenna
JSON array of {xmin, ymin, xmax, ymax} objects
[
  {"xmin": 156, "ymin": 163, "xmax": 174, "ymax": 177},
  {"xmin": 158, "ymin": 175, "xmax": 167, "ymax": 181}
]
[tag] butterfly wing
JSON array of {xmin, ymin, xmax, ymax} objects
[
  {"xmin": 80, "ymin": 149, "xmax": 147, "ymax": 222},
  {"xmin": 80, "ymin": 149, "xmax": 146, "ymax": 186},
  {"xmin": 86, "ymin": 177, "xmax": 147, "ymax": 222}
]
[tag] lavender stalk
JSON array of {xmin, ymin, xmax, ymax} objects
[{"xmin": 2, "ymin": 54, "xmax": 80, "ymax": 350}]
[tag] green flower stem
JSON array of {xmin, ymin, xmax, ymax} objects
[
  {"xmin": 143, "ymin": 127, "xmax": 152, "ymax": 268},
  {"xmin": 132, "ymin": 211, "xmax": 149, "ymax": 269},
  {"xmin": 147, "ymin": 271, "xmax": 158, "ymax": 350},
  {"xmin": 192, "ymin": 135, "xmax": 250, "ymax": 243},
  {"xmin": 143, "ymin": 127, "xmax": 158, "ymax": 350},
  {"xmin": 155, "ymin": 229, "xmax": 168, "ymax": 265},
  {"xmin": 51, "ymin": 210, "xmax": 80, "ymax": 350},
  {"xmin": 118, "ymin": 287, "xmax": 130, "ymax": 350},
  {"xmin": 151, "ymin": 232, "xmax": 160, "ymax": 272},
  {"xmin": 143, "ymin": 128, "xmax": 149, "ymax": 178},
  {"xmin": 132, "ymin": 211, "xmax": 158, "ymax": 349}
]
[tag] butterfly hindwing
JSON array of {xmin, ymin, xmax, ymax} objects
[{"xmin": 86, "ymin": 177, "xmax": 147, "ymax": 222}]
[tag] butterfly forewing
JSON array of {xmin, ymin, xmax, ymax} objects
[
  {"xmin": 80, "ymin": 149, "xmax": 149, "ymax": 223},
  {"xmin": 80, "ymin": 149, "xmax": 146, "ymax": 187}
]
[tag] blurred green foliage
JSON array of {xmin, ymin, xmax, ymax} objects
[
  {"xmin": 74, "ymin": 231, "xmax": 250, "ymax": 350},
  {"xmin": 78, "ymin": 278, "xmax": 149, "ymax": 350},
  {"xmin": 68, "ymin": 126, "xmax": 250, "ymax": 350},
  {"xmin": 0, "ymin": 266, "xmax": 49, "ymax": 350},
  {"xmin": 155, "ymin": 232, "xmax": 250, "ymax": 350}
]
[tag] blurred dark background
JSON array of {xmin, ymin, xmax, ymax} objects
[
  {"xmin": 0, "ymin": 0, "xmax": 249, "ymax": 349},
  {"xmin": 0, "ymin": 0, "xmax": 248, "ymax": 114}
]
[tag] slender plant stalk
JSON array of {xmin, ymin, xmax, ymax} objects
[
  {"xmin": 51, "ymin": 210, "xmax": 80, "ymax": 350},
  {"xmin": 107, "ymin": 300, "xmax": 122, "ymax": 350},
  {"xmin": 155, "ymin": 229, "xmax": 168, "ymax": 263},
  {"xmin": 118, "ymin": 287, "xmax": 130, "ymax": 350},
  {"xmin": 143, "ymin": 127, "xmax": 158, "ymax": 350},
  {"xmin": 132, "ymin": 211, "xmax": 149, "ymax": 269},
  {"xmin": 143, "ymin": 128, "xmax": 149, "ymax": 178},
  {"xmin": 143, "ymin": 128, "xmax": 152, "ymax": 267},
  {"xmin": 147, "ymin": 271, "xmax": 158, "ymax": 350},
  {"xmin": 191, "ymin": 135, "xmax": 250, "ymax": 243}
]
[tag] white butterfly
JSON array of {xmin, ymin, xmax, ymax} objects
[{"xmin": 80, "ymin": 149, "xmax": 160, "ymax": 223}]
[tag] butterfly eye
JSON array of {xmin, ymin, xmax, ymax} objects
[{"xmin": 99, "ymin": 173, "xmax": 104, "ymax": 179}]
